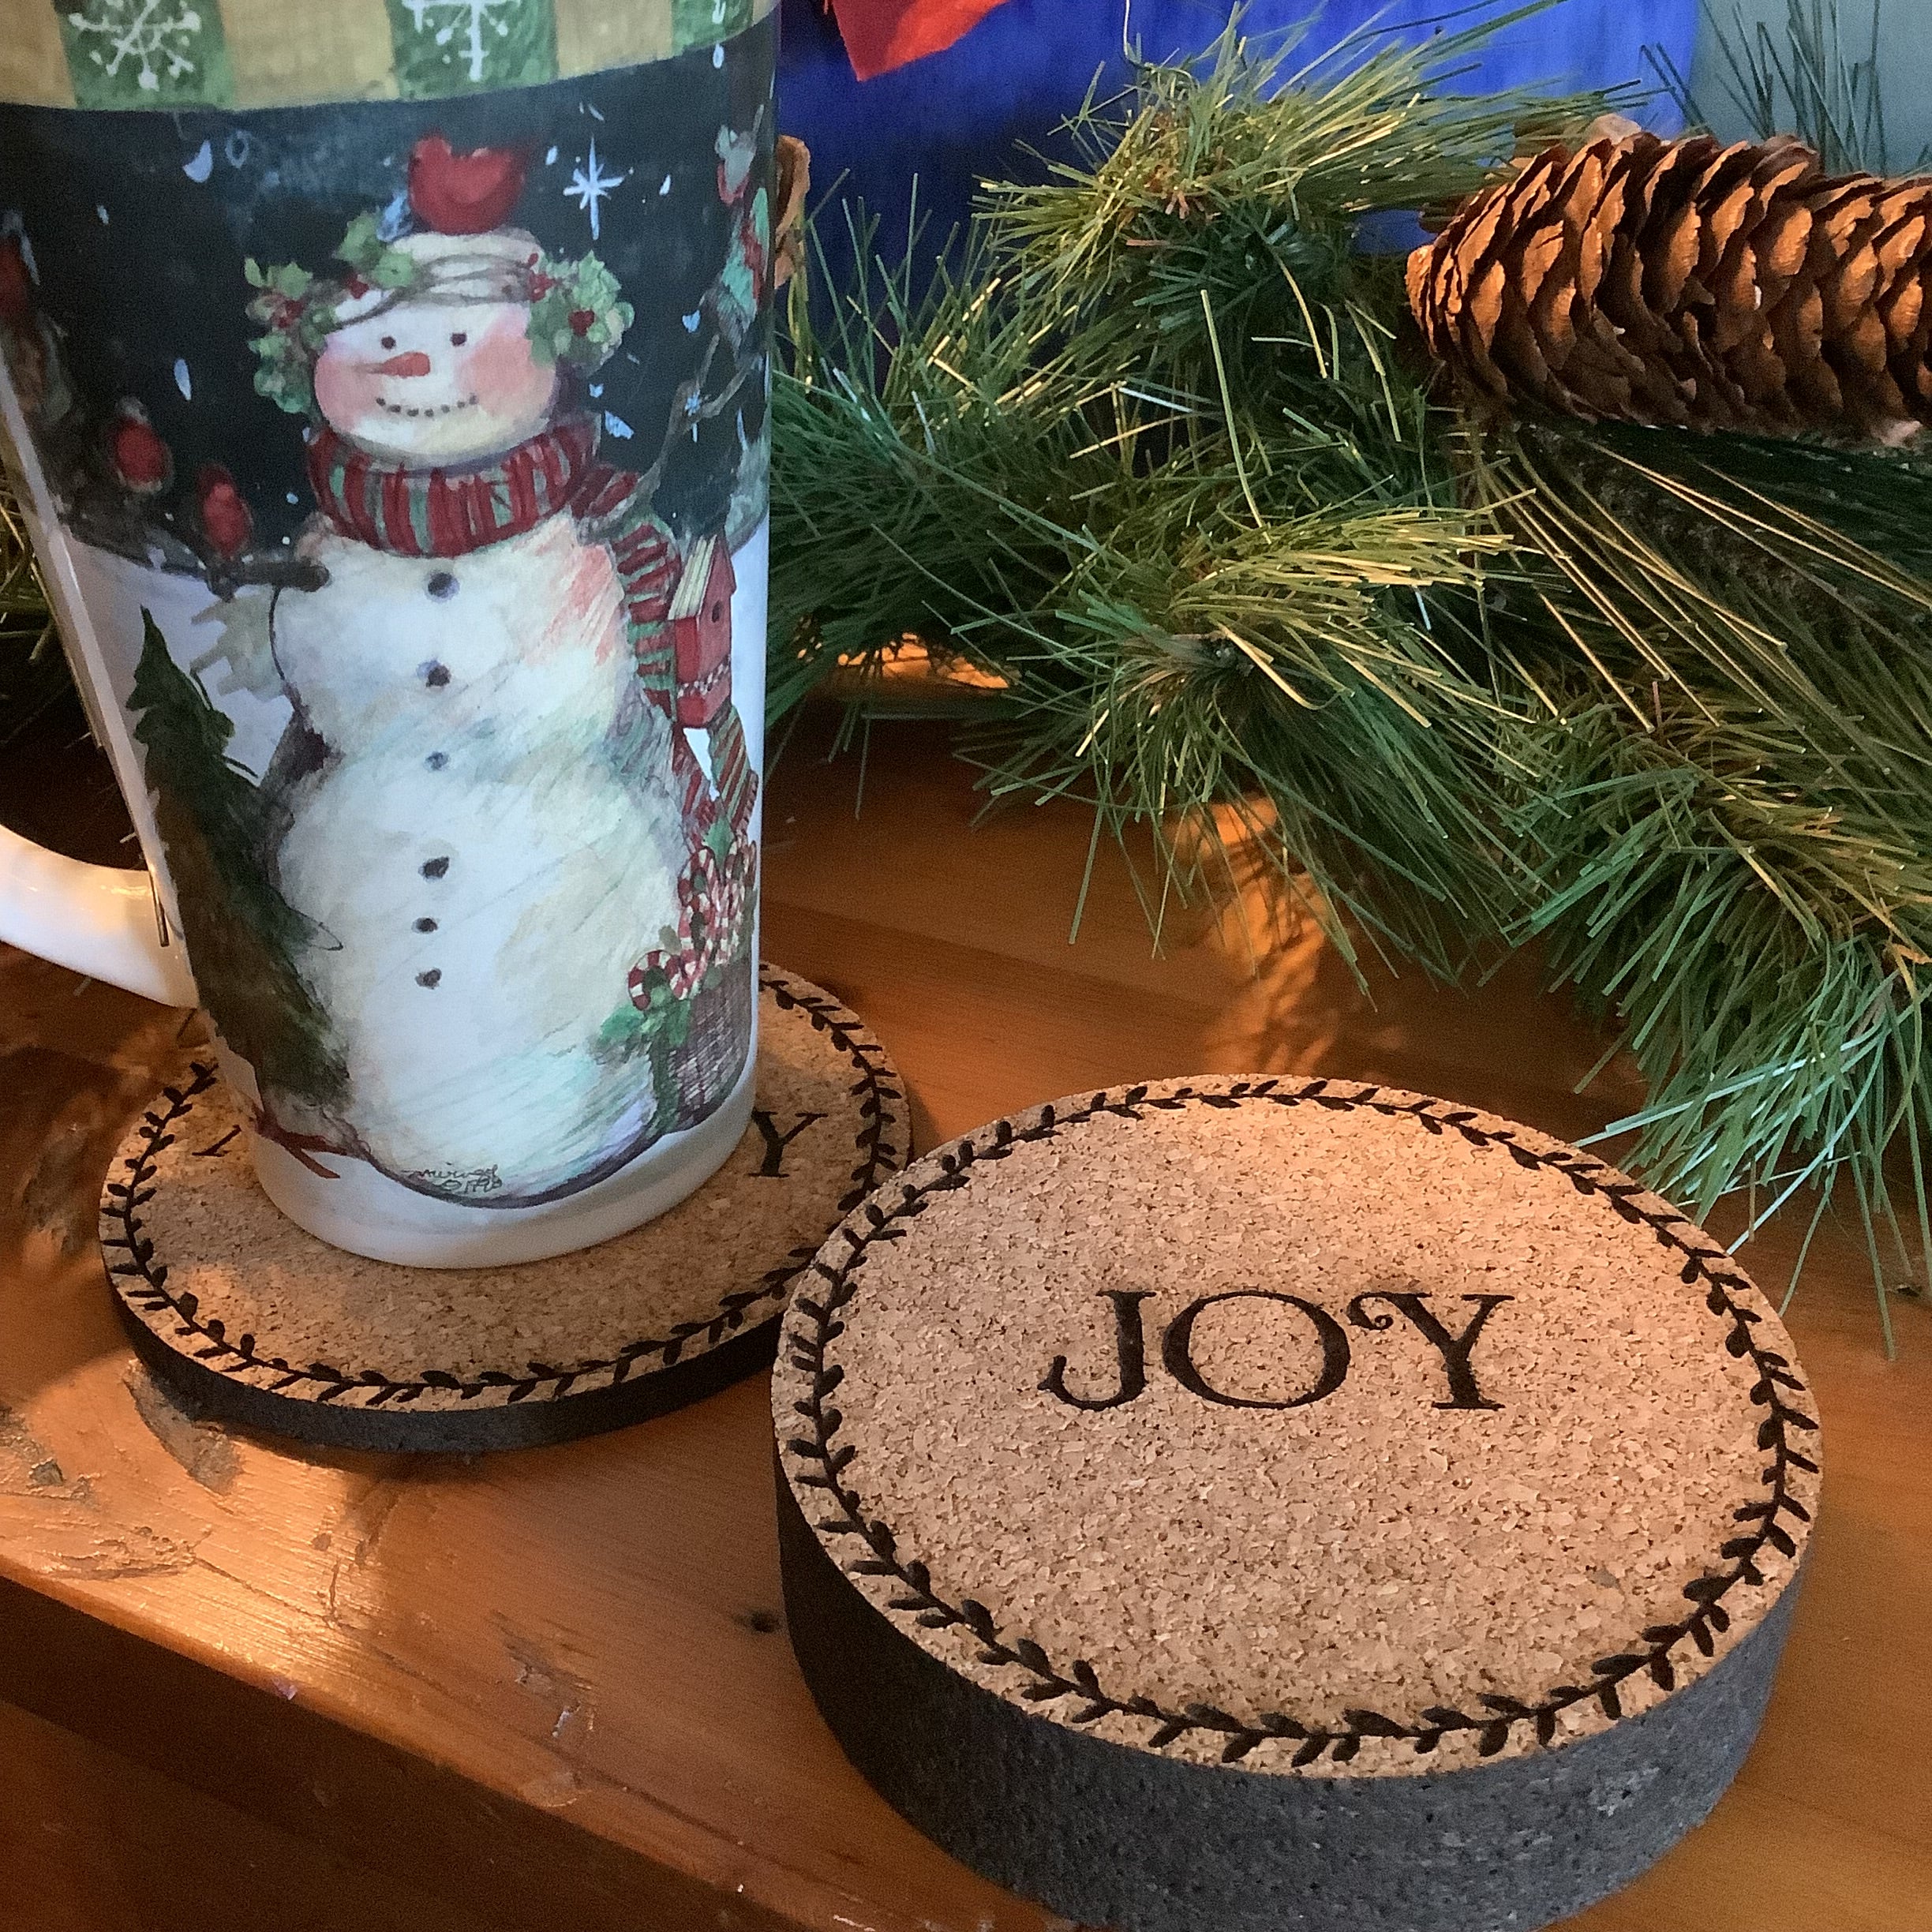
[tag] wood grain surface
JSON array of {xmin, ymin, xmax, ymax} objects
[{"xmin": 0, "ymin": 712, "xmax": 1926, "ymax": 1932}]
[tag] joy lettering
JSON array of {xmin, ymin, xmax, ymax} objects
[{"xmin": 1039, "ymin": 1289, "xmax": 1513, "ymax": 1414}]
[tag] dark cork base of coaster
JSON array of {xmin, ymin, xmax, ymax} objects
[
  {"xmin": 779, "ymin": 1477, "xmax": 1800, "ymax": 1932},
  {"xmin": 122, "ymin": 1296, "xmax": 786, "ymax": 1455},
  {"xmin": 103, "ymin": 968, "xmax": 904, "ymax": 1455}
]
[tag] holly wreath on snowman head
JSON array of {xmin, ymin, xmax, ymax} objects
[{"xmin": 246, "ymin": 136, "xmax": 631, "ymax": 467}]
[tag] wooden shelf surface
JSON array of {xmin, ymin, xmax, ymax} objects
[{"xmin": 1, "ymin": 715, "xmax": 1927, "ymax": 1932}]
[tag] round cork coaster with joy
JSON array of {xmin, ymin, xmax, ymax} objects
[
  {"xmin": 773, "ymin": 1075, "xmax": 1819, "ymax": 1932},
  {"xmin": 103, "ymin": 968, "xmax": 904, "ymax": 1454}
]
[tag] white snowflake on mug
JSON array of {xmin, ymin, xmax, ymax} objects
[
  {"xmin": 564, "ymin": 142, "xmax": 627, "ymax": 242},
  {"xmin": 66, "ymin": 0, "xmax": 204, "ymax": 92},
  {"xmin": 402, "ymin": 0, "xmax": 518, "ymax": 85}
]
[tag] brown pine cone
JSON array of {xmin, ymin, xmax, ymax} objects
[{"xmin": 1407, "ymin": 128, "xmax": 1932, "ymax": 440}]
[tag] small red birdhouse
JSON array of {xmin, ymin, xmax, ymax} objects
[{"xmin": 667, "ymin": 533, "xmax": 736, "ymax": 728}]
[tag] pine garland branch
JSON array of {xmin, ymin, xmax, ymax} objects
[
  {"xmin": 769, "ymin": 7, "xmax": 1932, "ymax": 1342},
  {"xmin": 991, "ymin": 6, "xmax": 1617, "ymax": 370},
  {"xmin": 770, "ymin": 192, "xmax": 1522, "ymax": 973},
  {"xmin": 1467, "ymin": 417, "xmax": 1932, "ymax": 1340}
]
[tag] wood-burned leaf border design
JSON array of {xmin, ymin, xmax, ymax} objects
[
  {"xmin": 780, "ymin": 1078, "xmax": 1818, "ymax": 1770},
  {"xmin": 100, "ymin": 971, "xmax": 905, "ymax": 1410}
]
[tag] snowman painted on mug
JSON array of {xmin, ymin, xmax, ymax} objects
[{"xmin": 238, "ymin": 135, "xmax": 759, "ymax": 1207}]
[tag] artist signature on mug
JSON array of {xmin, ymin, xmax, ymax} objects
[{"xmin": 404, "ymin": 1163, "xmax": 504, "ymax": 1198}]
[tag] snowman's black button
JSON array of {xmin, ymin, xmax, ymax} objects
[
  {"xmin": 414, "ymin": 917, "xmax": 437, "ymax": 932},
  {"xmin": 421, "ymin": 661, "xmax": 451, "ymax": 688},
  {"xmin": 425, "ymin": 571, "xmax": 458, "ymax": 600},
  {"xmin": 416, "ymin": 968, "xmax": 443, "ymax": 988},
  {"xmin": 421, "ymin": 856, "xmax": 450, "ymax": 878},
  {"xmin": 425, "ymin": 751, "xmax": 448, "ymax": 770}
]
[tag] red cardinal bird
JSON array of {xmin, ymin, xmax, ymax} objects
[
  {"xmin": 829, "ymin": 0, "xmax": 1012, "ymax": 79},
  {"xmin": 196, "ymin": 462, "xmax": 253, "ymax": 560},
  {"xmin": 408, "ymin": 135, "xmax": 527, "ymax": 234},
  {"xmin": 108, "ymin": 399, "xmax": 171, "ymax": 495},
  {"xmin": 0, "ymin": 234, "xmax": 33, "ymax": 327}
]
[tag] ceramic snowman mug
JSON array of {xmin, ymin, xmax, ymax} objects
[{"xmin": 0, "ymin": 2, "xmax": 781, "ymax": 1265}]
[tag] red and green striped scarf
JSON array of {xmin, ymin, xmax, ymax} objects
[{"xmin": 305, "ymin": 417, "xmax": 599, "ymax": 558}]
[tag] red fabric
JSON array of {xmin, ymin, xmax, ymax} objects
[{"xmin": 829, "ymin": 0, "xmax": 1012, "ymax": 79}]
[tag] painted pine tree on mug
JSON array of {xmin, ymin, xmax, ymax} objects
[{"xmin": 0, "ymin": 1, "xmax": 784, "ymax": 1255}]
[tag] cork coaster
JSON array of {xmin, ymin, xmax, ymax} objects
[
  {"xmin": 103, "ymin": 969, "xmax": 904, "ymax": 1454},
  {"xmin": 773, "ymin": 1076, "xmax": 1819, "ymax": 1932}
]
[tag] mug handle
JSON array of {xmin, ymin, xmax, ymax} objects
[
  {"xmin": 0, "ymin": 822, "xmax": 197, "ymax": 1005},
  {"xmin": 2, "ymin": 384, "xmax": 198, "ymax": 1009}
]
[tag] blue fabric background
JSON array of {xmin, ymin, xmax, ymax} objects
[{"xmin": 777, "ymin": 0, "xmax": 1698, "ymax": 275}]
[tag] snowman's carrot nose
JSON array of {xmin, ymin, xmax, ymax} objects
[{"xmin": 371, "ymin": 350, "xmax": 432, "ymax": 377}]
